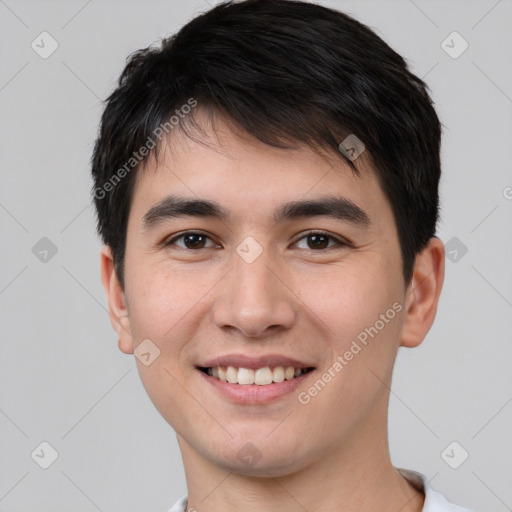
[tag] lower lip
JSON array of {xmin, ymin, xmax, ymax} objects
[{"xmin": 197, "ymin": 369, "xmax": 314, "ymax": 404}]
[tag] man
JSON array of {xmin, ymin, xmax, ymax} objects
[{"xmin": 91, "ymin": 1, "xmax": 472, "ymax": 510}]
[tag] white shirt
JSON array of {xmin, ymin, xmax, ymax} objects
[{"xmin": 167, "ymin": 469, "xmax": 472, "ymax": 512}]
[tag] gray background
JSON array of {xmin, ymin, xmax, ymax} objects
[{"xmin": 1, "ymin": 0, "xmax": 511, "ymax": 511}]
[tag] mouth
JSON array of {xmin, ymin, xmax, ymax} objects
[
  {"xmin": 198, "ymin": 365, "xmax": 315, "ymax": 385},
  {"xmin": 195, "ymin": 354, "xmax": 316, "ymax": 404}
]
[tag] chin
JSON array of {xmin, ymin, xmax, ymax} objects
[{"xmin": 205, "ymin": 438, "xmax": 312, "ymax": 478}]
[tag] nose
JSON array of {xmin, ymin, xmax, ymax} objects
[{"xmin": 211, "ymin": 242, "xmax": 297, "ymax": 339}]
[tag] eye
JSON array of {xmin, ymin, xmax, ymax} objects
[
  {"xmin": 164, "ymin": 230, "xmax": 349, "ymax": 251},
  {"xmin": 293, "ymin": 230, "xmax": 347, "ymax": 250},
  {"xmin": 164, "ymin": 231, "xmax": 220, "ymax": 250}
]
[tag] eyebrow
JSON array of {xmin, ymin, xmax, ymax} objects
[{"xmin": 142, "ymin": 194, "xmax": 370, "ymax": 230}]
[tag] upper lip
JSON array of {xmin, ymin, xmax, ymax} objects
[{"xmin": 198, "ymin": 354, "xmax": 314, "ymax": 370}]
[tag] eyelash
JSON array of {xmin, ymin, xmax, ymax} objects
[{"xmin": 164, "ymin": 230, "xmax": 349, "ymax": 251}]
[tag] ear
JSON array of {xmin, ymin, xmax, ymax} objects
[
  {"xmin": 400, "ymin": 237, "xmax": 445, "ymax": 348},
  {"xmin": 100, "ymin": 245, "xmax": 134, "ymax": 354}
]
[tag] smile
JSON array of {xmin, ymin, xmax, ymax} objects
[
  {"xmin": 199, "ymin": 365, "xmax": 315, "ymax": 385},
  {"xmin": 196, "ymin": 354, "xmax": 316, "ymax": 403}
]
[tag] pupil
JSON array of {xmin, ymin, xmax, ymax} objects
[
  {"xmin": 309, "ymin": 234, "xmax": 328, "ymax": 249},
  {"xmin": 185, "ymin": 234, "xmax": 204, "ymax": 248}
]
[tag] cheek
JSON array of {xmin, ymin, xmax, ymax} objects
[
  {"xmin": 300, "ymin": 258, "xmax": 401, "ymax": 343},
  {"xmin": 298, "ymin": 277, "xmax": 404, "ymax": 427},
  {"xmin": 126, "ymin": 258, "xmax": 211, "ymax": 340}
]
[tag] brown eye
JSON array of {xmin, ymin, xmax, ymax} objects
[
  {"xmin": 182, "ymin": 233, "xmax": 206, "ymax": 249},
  {"xmin": 294, "ymin": 231, "xmax": 346, "ymax": 250},
  {"xmin": 306, "ymin": 233, "xmax": 330, "ymax": 249},
  {"xmin": 165, "ymin": 231, "xmax": 218, "ymax": 250}
]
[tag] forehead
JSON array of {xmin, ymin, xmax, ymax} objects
[{"xmin": 129, "ymin": 111, "xmax": 388, "ymax": 230}]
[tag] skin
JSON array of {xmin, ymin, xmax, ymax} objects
[{"xmin": 101, "ymin": 110, "xmax": 445, "ymax": 512}]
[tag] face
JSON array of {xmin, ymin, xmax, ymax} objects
[{"xmin": 104, "ymin": 112, "xmax": 418, "ymax": 477}]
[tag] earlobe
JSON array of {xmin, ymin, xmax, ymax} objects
[
  {"xmin": 399, "ymin": 237, "xmax": 445, "ymax": 348},
  {"xmin": 100, "ymin": 245, "xmax": 134, "ymax": 354},
  {"xmin": 118, "ymin": 316, "xmax": 134, "ymax": 354}
]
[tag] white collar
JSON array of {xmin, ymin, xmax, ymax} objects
[
  {"xmin": 168, "ymin": 469, "xmax": 472, "ymax": 512},
  {"xmin": 397, "ymin": 468, "xmax": 472, "ymax": 511}
]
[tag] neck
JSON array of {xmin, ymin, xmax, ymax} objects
[{"xmin": 177, "ymin": 414, "xmax": 424, "ymax": 512}]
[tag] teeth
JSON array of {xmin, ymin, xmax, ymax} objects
[
  {"xmin": 226, "ymin": 366, "xmax": 238, "ymax": 384},
  {"xmin": 205, "ymin": 365, "xmax": 309, "ymax": 385},
  {"xmin": 285, "ymin": 366, "xmax": 295, "ymax": 380},
  {"xmin": 254, "ymin": 367, "xmax": 273, "ymax": 385},
  {"xmin": 272, "ymin": 366, "xmax": 285, "ymax": 383},
  {"xmin": 237, "ymin": 367, "xmax": 255, "ymax": 385}
]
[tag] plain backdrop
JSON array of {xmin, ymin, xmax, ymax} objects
[{"xmin": 1, "ymin": 0, "xmax": 511, "ymax": 511}]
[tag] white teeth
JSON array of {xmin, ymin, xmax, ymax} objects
[
  {"xmin": 254, "ymin": 367, "xmax": 273, "ymax": 385},
  {"xmin": 272, "ymin": 366, "xmax": 285, "ymax": 383},
  {"xmin": 237, "ymin": 368, "xmax": 255, "ymax": 385},
  {"xmin": 205, "ymin": 365, "xmax": 309, "ymax": 385},
  {"xmin": 226, "ymin": 366, "xmax": 238, "ymax": 384},
  {"xmin": 285, "ymin": 366, "xmax": 295, "ymax": 380}
]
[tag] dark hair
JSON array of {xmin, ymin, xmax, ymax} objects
[{"xmin": 91, "ymin": 0, "xmax": 441, "ymax": 290}]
